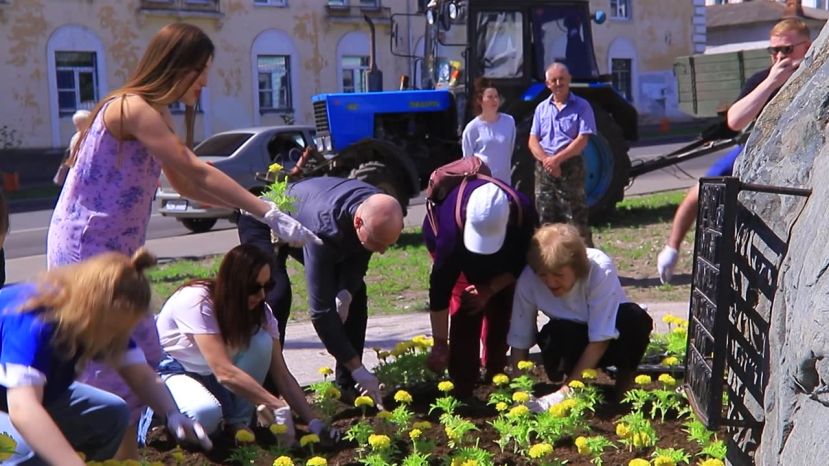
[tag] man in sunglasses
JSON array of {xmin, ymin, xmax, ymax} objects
[
  {"xmin": 657, "ymin": 18, "xmax": 811, "ymax": 284},
  {"xmin": 237, "ymin": 177, "xmax": 404, "ymax": 408}
]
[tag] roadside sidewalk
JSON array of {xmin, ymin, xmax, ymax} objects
[{"xmin": 283, "ymin": 301, "xmax": 689, "ymax": 387}]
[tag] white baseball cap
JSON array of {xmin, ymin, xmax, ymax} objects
[{"xmin": 464, "ymin": 183, "xmax": 510, "ymax": 255}]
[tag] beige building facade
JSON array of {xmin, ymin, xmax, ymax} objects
[
  {"xmin": 589, "ymin": 0, "xmax": 703, "ymax": 122},
  {"xmin": 0, "ymin": 0, "xmax": 423, "ymax": 151},
  {"xmin": 0, "ymin": 0, "xmax": 700, "ymax": 153}
]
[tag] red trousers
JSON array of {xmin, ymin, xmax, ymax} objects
[{"xmin": 448, "ymin": 273, "xmax": 514, "ymax": 396}]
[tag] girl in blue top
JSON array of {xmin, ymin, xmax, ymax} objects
[{"xmin": 0, "ymin": 249, "xmax": 211, "ymax": 465}]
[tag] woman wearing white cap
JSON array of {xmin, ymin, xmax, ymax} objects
[{"xmin": 423, "ymin": 179, "xmax": 537, "ymax": 397}]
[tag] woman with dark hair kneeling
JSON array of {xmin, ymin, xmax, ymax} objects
[
  {"xmin": 155, "ymin": 244, "xmax": 334, "ymax": 445},
  {"xmin": 0, "ymin": 249, "xmax": 210, "ymax": 465},
  {"xmin": 507, "ymin": 224, "xmax": 653, "ymax": 411}
]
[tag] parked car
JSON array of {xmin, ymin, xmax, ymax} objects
[{"xmin": 156, "ymin": 125, "xmax": 315, "ymax": 233}]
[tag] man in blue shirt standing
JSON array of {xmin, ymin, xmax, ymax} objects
[{"xmin": 528, "ymin": 62, "xmax": 596, "ymax": 246}]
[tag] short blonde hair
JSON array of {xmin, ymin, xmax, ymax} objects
[
  {"xmin": 22, "ymin": 248, "xmax": 157, "ymax": 366},
  {"xmin": 771, "ymin": 18, "xmax": 810, "ymax": 39},
  {"xmin": 71, "ymin": 109, "xmax": 91, "ymax": 127},
  {"xmin": 527, "ymin": 224, "xmax": 589, "ymax": 279}
]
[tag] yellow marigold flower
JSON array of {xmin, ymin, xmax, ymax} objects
[
  {"xmin": 122, "ymin": 460, "xmax": 141, "ymax": 466},
  {"xmin": 581, "ymin": 368, "xmax": 598, "ymax": 379},
  {"xmin": 368, "ymin": 434, "xmax": 391, "ymax": 450},
  {"xmin": 445, "ymin": 426, "xmax": 460, "ymax": 441},
  {"xmin": 377, "ymin": 410, "xmax": 393, "ymax": 421},
  {"xmin": 394, "ymin": 390, "xmax": 413, "ymax": 404},
  {"xmin": 495, "ymin": 401, "xmax": 509, "ymax": 412},
  {"xmin": 512, "ymin": 391, "xmax": 530, "ymax": 403},
  {"xmin": 317, "ymin": 367, "xmax": 333, "ymax": 377},
  {"xmin": 492, "ymin": 373, "xmax": 510, "ymax": 386},
  {"xmin": 274, "ymin": 457, "xmax": 295, "ymax": 466},
  {"xmin": 102, "ymin": 460, "xmax": 122, "ymax": 466},
  {"xmin": 575, "ymin": 436, "xmax": 589, "ymax": 454},
  {"xmin": 615, "ymin": 422, "xmax": 631, "ymax": 438},
  {"xmin": 354, "ymin": 395, "xmax": 375, "ymax": 408},
  {"xmin": 629, "ymin": 459, "xmax": 650, "ymax": 466},
  {"xmin": 662, "ymin": 356, "xmax": 680, "ymax": 366},
  {"xmin": 270, "ymin": 423, "xmax": 288, "ymax": 435},
  {"xmin": 699, "ymin": 460, "xmax": 725, "ymax": 466},
  {"xmin": 324, "ymin": 386, "xmax": 341, "ymax": 400},
  {"xmin": 234, "ymin": 428, "xmax": 256, "ymax": 443},
  {"xmin": 632, "ymin": 432, "xmax": 651, "ymax": 448},
  {"xmin": 653, "ymin": 456, "xmax": 676, "ymax": 466},
  {"xmin": 673, "ymin": 326, "xmax": 687, "ymax": 334},
  {"xmin": 268, "ymin": 162, "xmax": 284, "ymax": 173},
  {"xmin": 413, "ymin": 420, "xmax": 432, "ymax": 430},
  {"xmin": 517, "ymin": 360, "xmax": 535, "ymax": 371},
  {"xmin": 662, "ymin": 314, "xmax": 677, "ymax": 324},
  {"xmin": 528, "ymin": 442, "xmax": 554, "ymax": 458},
  {"xmin": 412, "ymin": 335, "xmax": 434, "ymax": 348},
  {"xmin": 306, "ymin": 457, "xmax": 328, "ymax": 466},
  {"xmin": 508, "ymin": 405, "xmax": 530, "ymax": 418},
  {"xmin": 438, "ymin": 380, "xmax": 455, "ymax": 392},
  {"xmin": 409, "ymin": 428, "xmax": 423, "ymax": 440},
  {"xmin": 658, "ymin": 373, "xmax": 677, "ymax": 386},
  {"xmin": 300, "ymin": 433, "xmax": 320, "ymax": 447},
  {"xmin": 170, "ymin": 446, "xmax": 185, "ymax": 463},
  {"xmin": 568, "ymin": 380, "xmax": 585, "ymax": 389},
  {"xmin": 634, "ymin": 374, "xmax": 652, "ymax": 385}
]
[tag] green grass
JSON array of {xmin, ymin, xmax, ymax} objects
[{"xmin": 147, "ymin": 189, "xmax": 693, "ymax": 316}]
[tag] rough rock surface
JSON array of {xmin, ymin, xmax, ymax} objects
[{"xmin": 734, "ymin": 23, "xmax": 829, "ymax": 466}]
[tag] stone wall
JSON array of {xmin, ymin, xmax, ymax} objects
[{"xmin": 734, "ymin": 21, "xmax": 829, "ymax": 466}]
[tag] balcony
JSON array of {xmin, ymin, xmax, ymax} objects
[
  {"xmin": 325, "ymin": 0, "xmax": 390, "ymax": 24},
  {"xmin": 139, "ymin": 0, "xmax": 223, "ymax": 18}
]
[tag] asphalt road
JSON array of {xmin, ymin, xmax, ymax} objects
[{"xmin": 4, "ymin": 139, "xmax": 727, "ymax": 263}]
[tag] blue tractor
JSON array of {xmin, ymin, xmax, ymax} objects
[{"xmin": 302, "ymin": 1, "xmax": 735, "ymax": 217}]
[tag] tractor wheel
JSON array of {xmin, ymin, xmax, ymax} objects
[
  {"xmin": 349, "ymin": 161, "xmax": 410, "ymax": 213},
  {"xmin": 585, "ymin": 106, "xmax": 630, "ymax": 222},
  {"xmin": 180, "ymin": 218, "xmax": 218, "ymax": 234}
]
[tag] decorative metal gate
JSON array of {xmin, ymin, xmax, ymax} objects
[{"xmin": 683, "ymin": 177, "xmax": 810, "ymax": 465}]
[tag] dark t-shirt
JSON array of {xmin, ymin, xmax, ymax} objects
[{"xmin": 423, "ymin": 179, "xmax": 538, "ymax": 310}]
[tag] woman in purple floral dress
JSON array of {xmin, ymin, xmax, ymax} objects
[{"xmin": 47, "ymin": 23, "xmax": 319, "ymax": 459}]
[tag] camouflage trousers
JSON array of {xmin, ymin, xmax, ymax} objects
[{"xmin": 535, "ymin": 156, "xmax": 593, "ymax": 246}]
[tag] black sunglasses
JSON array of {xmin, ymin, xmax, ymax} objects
[
  {"xmin": 248, "ymin": 280, "xmax": 276, "ymax": 295},
  {"xmin": 767, "ymin": 41, "xmax": 806, "ymax": 56}
]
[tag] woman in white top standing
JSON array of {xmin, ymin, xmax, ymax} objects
[{"xmin": 461, "ymin": 78, "xmax": 516, "ymax": 184}]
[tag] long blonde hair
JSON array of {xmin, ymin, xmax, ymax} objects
[
  {"xmin": 68, "ymin": 23, "xmax": 214, "ymax": 166},
  {"xmin": 22, "ymin": 249, "xmax": 157, "ymax": 366}
]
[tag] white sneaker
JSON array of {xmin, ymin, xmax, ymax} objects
[{"xmin": 657, "ymin": 246, "xmax": 679, "ymax": 285}]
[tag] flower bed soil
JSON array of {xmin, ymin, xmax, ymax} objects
[{"xmin": 141, "ymin": 372, "xmax": 724, "ymax": 465}]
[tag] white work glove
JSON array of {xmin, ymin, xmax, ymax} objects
[
  {"xmin": 351, "ymin": 365, "xmax": 384, "ymax": 410},
  {"xmin": 166, "ymin": 411, "xmax": 213, "ymax": 450},
  {"xmin": 256, "ymin": 201, "xmax": 322, "ymax": 248},
  {"xmin": 657, "ymin": 246, "xmax": 679, "ymax": 285},
  {"xmin": 335, "ymin": 289, "xmax": 352, "ymax": 323},
  {"xmin": 526, "ymin": 390, "xmax": 569, "ymax": 414},
  {"xmin": 309, "ymin": 418, "xmax": 342, "ymax": 442}
]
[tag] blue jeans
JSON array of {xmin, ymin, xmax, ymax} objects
[
  {"xmin": 158, "ymin": 329, "xmax": 274, "ymax": 434},
  {"xmin": 0, "ymin": 382, "xmax": 129, "ymax": 465}
]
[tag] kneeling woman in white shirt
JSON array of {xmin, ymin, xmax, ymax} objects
[{"xmin": 156, "ymin": 244, "xmax": 330, "ymax": 445}]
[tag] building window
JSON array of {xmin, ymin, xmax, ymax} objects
[
  {"xmin": 254, "ymin": 0, "xmax": 287, "ymax": 5},
  {"xmin": 327, "ymin": 0, "xmax": 379, "ymax": 6},
  {"xmin": 55, "ymin": 51, "xmax": 98, "ymax": 114},
  {"xmin": 169, "ymin": 95, "xmax": 203, "ymax": 113},
  {"xmin": 611, "ymin": 58, "xmax": 632, "ymax": 102},
  {"xmin": 258, "ymin": 55, "xmax": 292, "ymax": 111},
  {"xmin": 342, "ymin": 56, "xmax": 370, "ymax": 93},
  {"xmin": 610, "ymin": 0, "xmax": 630, "ymax": 19}
]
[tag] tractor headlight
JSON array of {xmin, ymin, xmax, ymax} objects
[
  {"xmin": 314, "ymin": 136, "xmax": 325, "ymax": 152},
  {"xmin": 324, "ymin": 135, "xmax": 333, "ymax": 153}
]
